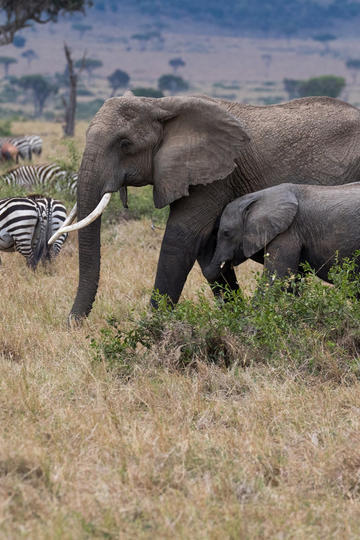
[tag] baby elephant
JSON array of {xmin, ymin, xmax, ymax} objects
[{"xmin": 204, "ymin": 182, "xmax": 360, "ymax": 284}]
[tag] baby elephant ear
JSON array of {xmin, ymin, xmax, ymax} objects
[
  {"xmin": 152, "ymin": 96, "xmax": 251, "ymax": 208},
  {"xmin": 242, "ymin": 184, "xmax": 299, "ymax": 258}
]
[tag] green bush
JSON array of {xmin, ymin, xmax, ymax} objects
[
  {"xmin": 132, "ymin": 87, "xmax": 164, "ymax": 98},
  {"xmin": 298, "ymin": 75, "xmax": 346, "ymax": 98},
  {"xmin": 0, "ymin": 119, "xmax": 12, "ymax": 136},
  {"xmin": 91, "ymin": 256, "xmax": 360, "ymax": 381}
]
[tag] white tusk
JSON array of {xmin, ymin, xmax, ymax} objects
[
  {"xmin": 48, "ymin": 193, "xmax": 111, "ymax": 245},
  {"xmin": 220, "ymin": 262, "xmax": 225, "ymax": 269},
  {"xmin": 61, "ymin": 203, "xmax": 77, "ymax": 229}
]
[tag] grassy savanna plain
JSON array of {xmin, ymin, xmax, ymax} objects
[{"xmin": 1, "ymin": 121, "xmax": 360, "ymax": 538}]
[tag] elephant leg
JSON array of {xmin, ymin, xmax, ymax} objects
[
  {"xmin": 196, "ymin": 226, "xmax": 240, "ymax": 297},
  {"xmin": 264, "ymin": 232, "xmax": 302, "ymax": 281},
  {"xmin": 152, "ymin": 221, "xmax": 198, "ymax": 307},
  {"xmin": 152, "ymin": 181, "xmax": 241, "ymax": 307}
]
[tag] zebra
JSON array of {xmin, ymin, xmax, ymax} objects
[
  {"xmin": 27, "ymin": 135, "xmax": 43, "ymax": 156},
  {"xmin": 0, "ymin": 194, "xmax": 68, "ymax": 269},
  {"xmin": 1, "ymin": 163, "xmax": 78, "ymax": 195},
  {"xmin": 0, "ymin": 135, "xmax": 43, "ymax": 161}
]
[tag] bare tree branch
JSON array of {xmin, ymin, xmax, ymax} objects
[{"xmin": 62, "ymin": 42, "xmax": 86, "ymax": 137}]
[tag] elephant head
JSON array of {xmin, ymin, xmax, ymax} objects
[
  {"xmin": 50, "ymin": 93, "xmax": 251, "ymax": 320},
  {"xmin": 203, "ymin": 184, "xmax": 299, "ymax": 282}
]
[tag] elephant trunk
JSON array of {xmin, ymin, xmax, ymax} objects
[
  {"xmin": 203, "ymin": 253, "xmax": 227, "ymax": 283},
  {"xmin": 70, "ymin": 157, "xmax": 104, "ymax": 321}
]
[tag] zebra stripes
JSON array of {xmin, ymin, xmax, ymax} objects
[
  {"xmin": 1, "ymin": 163, "xmax": 78, "ymax": 195},
  {"xmin": 0, "ymin": 135, "xmax": 43, "ymax": 161},
  {"xmin": 0, "ymin": 195, "xmax": 68, "ymax": 269}
]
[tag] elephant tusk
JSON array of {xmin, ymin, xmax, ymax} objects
[
  {"xmin": 60, "ymin": 202, "xmax": 77, "ymax": 229},
  {"xmin": 48, "ymin": 193, "xmax": 112, "ymax": 245},
  {"xmin": 220, "ymin": 261, "xmax": 226, "ymax": 269}
]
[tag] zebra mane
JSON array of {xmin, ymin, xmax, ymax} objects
[{"xmin": 27, "ymin": 193, "xmax": 47, "ymax": 200}]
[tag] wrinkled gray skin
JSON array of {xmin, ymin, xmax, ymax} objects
[
  {"xmin": 204, "ymin": 182, "xmax": 360, "ymax": 283},
  {"xmin": 72, "ymin": 94, "xmax": 360, "ymax": 320}
]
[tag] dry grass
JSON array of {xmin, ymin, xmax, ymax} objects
[{"xmin": 0, "ymin": 123, "xmax": 360, "ymax": 538}]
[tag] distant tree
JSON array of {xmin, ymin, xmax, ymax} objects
[
  {"xmin": 313, "ymin": 33, "xmax": 337, "ymax": 53},
  {"xmin": 21, "ymin": 48, "xmax": 38, "ymax": 66},
  {"xmin": 0, "ymin": 56, "xmax": 17, "ymax": 76},
  {"xmin": 297, "ymin": 75, "xmax": 345, "ymax": 99},
  {"xmin": 62, "ymin": 43, "xmax": 86, "ymax": 137},
  {"xmin": 107, "ymin": 69, "xmax": 130, "ymax": 96},
  {"xmin": 72, "ymin": 23, "xmax": 92, "ymax": 39},
  {"xmin": 131, "ymin": 33, "xmax": 150, "ymax": 51},
  {"xmin": 75, "ymin": 57, "xmax": 102, "ymax": 80},
  {"xmin": 131, "ymin": 31, "xmax": 164, "ymax": 51},
  {"xmin": 132, "ymin": 87, "xmax": 164, "ymax": 98},
  {"xmin": 261, "ymin": 53, "xmax": 272, "ymax": 78},
  {"xmin": 282, "ymin": 22, "xmax": 297, "ymax": 44},
  {"xmin": 283, "ymin": 78, "xmax": 301, "ymax": 100},
  {"xmin": 0, "ymin": 1, "xmax": 92, "ymax": 45},
  {"xmin": 16, "ymin": 74, "xmax": 58, "ymax": 116},
  {"xmin": 94, "ymin": 1, "xmax": 105, "ymax": 11},
  {"xmin": 169, "ymin": 57, "xmax": 185, "ymax": 73},
  {"xmin": 13, "ymin": 35, "xmax": 26, "ymax": 48},
  {"xmin": 158, "ymin": 74, "xmax": 189, "ymax": 95},
  {"xmin": 345, "ymin": 59, "xmax": 360, "ymax": 84}
]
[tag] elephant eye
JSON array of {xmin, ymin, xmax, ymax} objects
[
  {"xmin": 119, "ymin": 138, "xmax": 132, "ymax": 150},
  {"xmin": 223, "ymin": 230, "xmax": 230, "ymax": 237}
]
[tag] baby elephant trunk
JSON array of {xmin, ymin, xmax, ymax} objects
[{"xmin": 203, "ymin": 255, "xmax": 227, "ymax": 283}]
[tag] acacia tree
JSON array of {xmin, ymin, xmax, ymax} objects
[
  {"xmin": 21, "ymin": 49, "xmax": 38, "ymax": 66},
  {"xmin": 346, "ymin": 59, "xmax": 360, "ymax": 84},
  {"xmin": 158, "ymin": 74, "xmax": 189, "ymax": 95},
  {"xmin": 72, "ymin": 23, "xmax": 92, "ymax": 39},
  {"xmin": 0, "ymin": 56, "xmax": 17, "ymax": 76},
  {"xmin": 313, "ymin": 33, "xmax": 337, "ymax": 53},
  {"xmin": 0, "ymin": 0, "xmax": 92, "ymax": 45},
  {"xmin": 298, "ymin": 75, "xmax": 345, "ymax": 99},
  {"xmin": 17, "ymin": 74, "xmax": 58, "ymax": 116},
  {"xmin": 169, "ymin": 57, "xmax": 185, "ymax": 73},
  {"xmin": 107, "ymin": 69, "xmax": 130, "ymax": 96},
  {"xmin": 75, "ymin": 57, "xmax": 102, "ymax": 80}
]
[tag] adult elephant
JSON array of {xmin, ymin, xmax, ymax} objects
[{"xmin": 51, "ymin": 93, "xmax": 360, "ymax": 320}]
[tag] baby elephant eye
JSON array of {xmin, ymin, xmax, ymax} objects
[{"xmin": 223, "ymin": 230, "xmax": 230, "ymax": 237}]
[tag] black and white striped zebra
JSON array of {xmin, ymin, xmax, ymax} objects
[
  {"xmin": 28, "ymin": 135, "xmax": 42, "ymax": 156},
  {"xmin": 0, "ymin": 194, "xmax": 68, "ymax": 269},
  {"xmin": 0, "ymin": 135, "xmax": 43, "ymax": 161},
  {"xmin": 1, "ymin": 163, "xmax": 78, "ymax": 195}
]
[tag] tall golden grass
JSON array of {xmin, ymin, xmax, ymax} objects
[{"xmin": 0, "ymin": 122, "xmax": 360, "ymax": 538}]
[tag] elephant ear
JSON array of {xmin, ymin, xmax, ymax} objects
[
  {"xmin": 242, "ymin": 185, "xmax": 299, "ymax": 258},
  {"xmin": 152, "ymin": 96, "xmax": 251, "ymax": 208}
]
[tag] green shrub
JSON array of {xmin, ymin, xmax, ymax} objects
[
  {"xmin": 132, "ymin": 87, "xmax": 163, "ymax": 98},
  {"xmin": 91, "ymin": 256, "xmax": 360, "ymax": 381},
  {"xmin": 0, "ymin": 119, "xmax": 12, "ymax": 136},
  {"xmin": 298, "ymin": 75, "xmax": 346, "ymax": 98}
]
